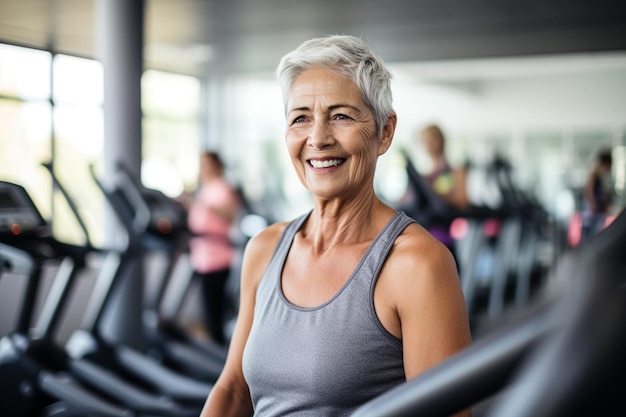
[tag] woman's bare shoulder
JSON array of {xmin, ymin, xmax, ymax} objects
[
  {"xmin": 397, "ymin": 220, "xmax": 447, "ymax": 251},
  {"xmin": 247, "ymin": 221, "xmax": 289, "ymax": 251},
  {"xmin": 241, "ymin": 221, "xmax": 290, "ymax": 279},
  {"xmin": 387, "ymin": 221, "xmax": 459, "ymax": 284}
]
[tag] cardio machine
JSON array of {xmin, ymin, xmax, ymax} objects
[
  {"xmin": 69, "ymin": 161, "xmax": 228, "ymax": 383},
  {"xmin": 352, "ymin": 207, "xmax": 626, "ymax": 417},
  {"xmin": 29, "ymin": 162, "xmax": 218, "ymax": 406},
  {"xmin": 108, "ymin": 161, "xmax": 230, "ymax": 362},
  {"xmin": 398, "ymin": 150, "xmax": 551, "ymax": 334},
  {"xmin": 0, "ymin": 180, "xmax": 200, "ymax": 417}
]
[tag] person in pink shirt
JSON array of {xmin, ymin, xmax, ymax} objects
[{"xmin": 188, "ymin": 151, "xmax": 241, "ymax": 345}]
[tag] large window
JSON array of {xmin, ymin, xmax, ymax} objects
[
  {"xmin": 0, "ymin": 45, "xmax": 105, "ymax": 245},
  {"xmin": 52, "ymin": 54, "xmax": 105, "ymax": 245},
  {"xmin": 0, "ymin": 44, "xmax": 53, "ymax": 220},
  {"xmin": 0, "ymin": 43, "xmax": 204, "ymax": 246},
  {"xmin": 142, "ymin": 70, "xmax": 202, "ymax": 197}
]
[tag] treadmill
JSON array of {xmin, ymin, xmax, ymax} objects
[
  {"xmin": 110, "ymin": 161, "xmax": 229, "ymax": 367},
  {"xmin": 58, "ymin": 162, "xmax": 226, "ymax": 385},
  {"xmin": 351, "ymin": 208, "xmax": 626, "ymax": 417},
  {"xmin": 32, "ymin": 163, "xmax": 217, "ymax": 405},
  {"xmin": 399, "ymin": 150, "xmax": 548, "ymax": 333},
  {"xmin": 0, "ymin": 180, "xmax": 199, "ymax": 417}
]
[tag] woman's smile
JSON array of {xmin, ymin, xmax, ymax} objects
[{"xmin": 308, "ymin": 158, "xmax": 346, "ymax": 169}]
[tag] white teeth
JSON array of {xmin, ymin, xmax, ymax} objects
[{"xmin": 310, "ymin": 159, "xmax": 344, "ymax": 168}]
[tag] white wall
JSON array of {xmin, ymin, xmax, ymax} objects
[
  {"xmin": 390, "ymin": 58, "xmax": 626, "ymax": 141},
  {"xmin": 477, "ymin": 69, "xmax": 626, "ymax": 130}
]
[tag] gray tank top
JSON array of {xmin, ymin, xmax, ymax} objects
[{"xmin": 242, "ymin": 211, "xmax": 415, "ymax": 416}]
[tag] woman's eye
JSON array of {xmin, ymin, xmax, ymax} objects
[
  {"xmin": 334, "ymin": 113, "xmax": 350, "ymax": 120},
  {"xmin": 292, "ymin": 115, "xmax": 306, "ymax": 124}
]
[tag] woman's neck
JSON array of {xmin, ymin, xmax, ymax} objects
[{"xmin": 304, "ymin": 196, "xmax": 393, "ymax": 254}]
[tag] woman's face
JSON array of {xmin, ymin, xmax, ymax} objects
[
  {"xmin": 285, "ymin": 67, "xmax": 394, "ymax": 201},
  {"xmin": 200, "ymin": 154, "xmax": 220, "ymax": 181},
  {"xmin": 421, "ymin": 129, "xmax": 444, "ymax": 159}
]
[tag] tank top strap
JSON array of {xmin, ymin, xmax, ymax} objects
[
  {"xmin": 264, "ymin": 210, "xmax": 415, "ymax": 290},
  {"xmin": 356, "ymin": 211, "xmax": 416, "ymax": 287},
  {"xmin": 263, "ymin": 211, "xmax": 310, "ymax": 280}
]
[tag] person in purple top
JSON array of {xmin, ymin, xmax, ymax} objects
[
  {"xmin": 418, "ymin": 123, "xmax": 469, "ymax": 257},
  {"xmin": 581, "ymin": 147, "xmax": 613, "ymax": 243}
]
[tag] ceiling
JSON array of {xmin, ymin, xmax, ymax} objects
[{"xmin": 0, "ymin": 0, "xmax": 625, "ymax": 77}]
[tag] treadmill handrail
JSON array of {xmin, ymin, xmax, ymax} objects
[
  {"xmin": 38, "ymin": 370, "xmax": 133, "ymax": 417},
  {"xmin": 114, "ymin": 160, "xmax": 189, "ymax": 239},
  {"xmin": 68, "ymin": 359, "xmax": 198, "ymax": 416},
  {"xmin": 88, "ymin": 163, "xmax": 136, "ymax": 249},
  {"xmin": 41, "ymin": 161, "xmax": 93, "ymax": 248},
  {"xmin": 112, "ymin": 162, "xmax": 153, "ymax": 235},
  {"xmin": 116, "ymin": 346, "xmax": 213, "ymax": 402},
  {"xmin": 485, "ymin": 208, "xmax": 626, "ymax": 417}
]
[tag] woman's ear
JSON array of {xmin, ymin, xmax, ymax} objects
[{"xmin": 378, "ymin": 112, "xmax": 397, "ymax": 156}]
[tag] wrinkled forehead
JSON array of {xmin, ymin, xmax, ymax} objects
[{"xmin": 287, "ymin": 67, "xmax": 363, "ymax": 111}]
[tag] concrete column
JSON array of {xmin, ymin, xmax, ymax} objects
[
  {"xmin": 94, "ymin": 0, "xmax": 147, "ymax": 350},
  {"xmin": 96, "ymin": 0, "xmax": 144, "ymax": 249},
  {"xmin": 97, "ymin": 0, "xmax": 144, "ymax": 181}
]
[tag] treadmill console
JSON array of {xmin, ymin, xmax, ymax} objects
[{"xmin": 0, "ymin": 181, "xmax": 49, "ymax": 238}]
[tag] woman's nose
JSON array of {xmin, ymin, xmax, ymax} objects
[{"xmin": 307, "ymin": 120, "xmax": 334, "ymax": 149}]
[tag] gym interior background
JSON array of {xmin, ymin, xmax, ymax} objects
[{"xmin": 0, "ymin": 0, "xmax": 625, "ymax": 411}]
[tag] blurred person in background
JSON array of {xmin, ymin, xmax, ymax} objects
[
  {"xmin": 581, "ymin": 147, "xmax": 613, "ymax": 243},
  {"xmin": 416, "ymin": 123, "xmax": 469, "ymax": 260},
  {"xmin": 419, "ymin": 124, "xmax": 469, "ymax": 211},
  {"xmin": 187, "ymin": 151, "xmax": 241, "ymax": 345}
]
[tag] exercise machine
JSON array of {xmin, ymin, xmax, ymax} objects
[
  {"xmin": 74, "ymin": 162, "xmax": 227, "ymax": 382},
  {"xmin": 30, "ymin": 163, "xmax": 217, "ymax": 405},
  {"xmin": 351, "ymin": 207, "xmax": 626, "ymax": 417},
  {"xmin": 0, "ymin": 180, "xmax": 199, "ymax": 416},
  {"xmin": 397, "ymin": 150, "xmax": 552, "ymax": 334}
]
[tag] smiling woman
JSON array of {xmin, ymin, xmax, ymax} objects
[
  {"xmin": 198, "ymin": 34, "xmax": 472, "ymax": 417},
  {"xmin": 284, "ymin": 66, "xmax": 388, "ymax": 202}
]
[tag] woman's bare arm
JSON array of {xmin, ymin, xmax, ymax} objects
[
  {"xmin": 381, "ymin": 225, "xmax": 472, "ymax": 416},
  {"xmin": 199, "ymin": 224, "xmax": 284, "ymax": 417}
]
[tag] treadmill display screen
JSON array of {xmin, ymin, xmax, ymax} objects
[
  {"xmin": 0, "ymin": 183, "xmax": 48, "ymax": 236},
  {"xmin": 0, "ymin": 189, "xmax": 17, "ymax": 210}
]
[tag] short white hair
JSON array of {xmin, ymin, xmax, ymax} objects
[{"xmin": 276, "ymin": 34, "xmax": 394, "ymax": 137}]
